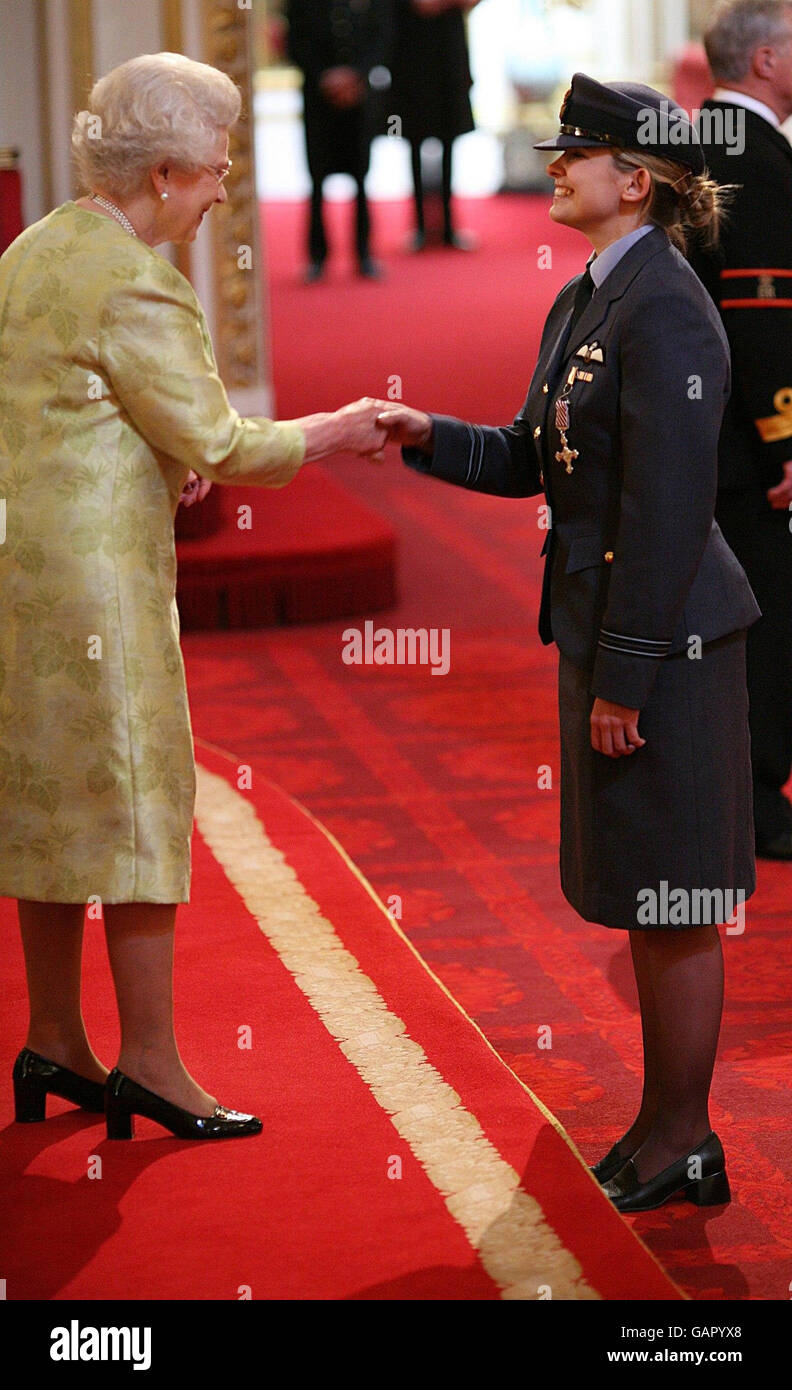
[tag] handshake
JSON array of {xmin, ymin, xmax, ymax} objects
[
  {"xmin": 335, "ymin": 397, "xmax": 434, "ymax": 462},
  {"xmin": 179, "ymin": 397, "xmax": 436, "ymax": 507}
]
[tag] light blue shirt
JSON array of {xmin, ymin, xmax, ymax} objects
[{"xmin": 588, "ymin": 224, "xmax": 654, "ymax": 289}]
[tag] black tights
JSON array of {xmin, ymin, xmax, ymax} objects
[
  {"xmin": 410, "ymin": 138, "xmax": 455, "ymax": 240},
  {"xmin": 618, "ymin": 924, "xmax": 724, "ymax": 1181},
  {"xmin": 308, "ymin": 177, "xmax": 370, "ymax": 265}
]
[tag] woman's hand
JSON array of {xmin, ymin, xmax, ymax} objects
[
  {"xmin": 295, "ymin": 399, "xmax": 388, "ymax": 462},
  {"xmin": 334, "ymin": 398, "xmax": 389, "ymax": 460},
  {"xmin": 376, "ymin": 405, "xmax": 434, "ymax": 453},
  {"xmin": 179, "ymin": 471, "xmax": 212, "ymax": 507},
  {"xmin": 590, "ymin": 698, "xmax": 646, "ymax": 758}
]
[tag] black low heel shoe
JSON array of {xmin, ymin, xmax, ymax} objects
[
  {"xmin": 602, "ymin": 1132, "xmax": 731, "ymax": 1213},
  {"xmin": 105, "ymin": 1069, "xmax": 263, "ymax": 1141},
  {"xmin": 591, "ymin": 1142, "xmax": 636, "ymax": 1185},
  {"xmin": 13, "ymin": 1047, "xmax": 106, "ymax": 1122}
]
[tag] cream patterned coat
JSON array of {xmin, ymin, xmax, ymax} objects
[{"xmin": 0, "ymin": 202, "xmax": 304, "ymax": 903}]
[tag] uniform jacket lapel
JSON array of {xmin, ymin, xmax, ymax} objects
[
  {"xmin": 525, "ymin": 226, "xmax": 669, "ymax": 435},
  {"xmin": 560, "ymin": 226, "xmax": 669, "ymax": 370}
]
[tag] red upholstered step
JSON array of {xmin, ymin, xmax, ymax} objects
[
  {"xmin": 0, "ymin": 164, "xmax": 24, "ymax": 256},
  {"xmin": 176, "ymin": 465, "xmax": 398, "ymax": 629}
]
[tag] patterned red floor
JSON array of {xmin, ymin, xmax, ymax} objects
[
  {"xmin": 2, "ymin": 744, "xmax": 679, "ymax": 1301},
  {"xmin": 183, "ymin": 197, "xmax": 792, "ymax": 1299}
]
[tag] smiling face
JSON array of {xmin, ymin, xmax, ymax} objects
[
  {"xmin": 157, "ymin": 127, "xmax": 231, "ymax": 243},
  {"xmin": 546, "ymin": 146, "xmax": 651, "ymax": 249}
]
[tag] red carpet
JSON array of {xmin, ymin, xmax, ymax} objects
[
  {"xmin": 0, "ymin": 744, "xmax": 678, "ymax": 1300},
  {"xmin": 175, "ymin": 470, "xmax": 398, "ymax": 630},
  {"xmin": 177, "ymin": 195, "xmax": 792, "ymax": 1301}
]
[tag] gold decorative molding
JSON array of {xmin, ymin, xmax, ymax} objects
[
  {"xmin": 203, "ymin": 0, "xmax": 267, "ymax": 391},
  {"xmin": 69, "ymin": 0, "xmax": 94, "ymax": 199},
  {"xmin": 35, "ymin": 0, "xmax": 54, "ymax": 211},
  {"xmin": 68, "ymin": 0, "xmax": 94, "ymax": 116},
  {"xmin": 160, "ymin": 0, "xmax": 192, "ymax": 281},
  {"xmin": 161, "ymin": 0, "xmax": 183, "ymax": 54}
]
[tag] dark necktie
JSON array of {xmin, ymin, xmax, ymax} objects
[{"xmin": 568, "ymin": 265, "xmax": 595, "ymax": 337}]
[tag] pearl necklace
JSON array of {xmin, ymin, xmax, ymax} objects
[{"xmin": 91, "ymin": 194, "xmax": 138, "ymax": 238}]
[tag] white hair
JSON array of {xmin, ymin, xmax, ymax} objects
[
  {"xmin": 705, "ymin": 0, "xmax": 792, "ymax": 84},
  {"xmin": 71, "ymin": 51, "xmax": 241, "ymax": 197}
]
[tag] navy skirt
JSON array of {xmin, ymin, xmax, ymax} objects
[{"xmin": 558, "ymin": 630, "xmax": 756, "ymax": 929}]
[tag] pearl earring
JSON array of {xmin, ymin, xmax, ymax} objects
[{"xmin": 160, "ymin": 191, "xmax": 168, "ymax": 201}]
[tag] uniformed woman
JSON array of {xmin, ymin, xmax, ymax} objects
[{"xmin": 377, "ymin": 74, "xmax": 760, "ymax": 1212}]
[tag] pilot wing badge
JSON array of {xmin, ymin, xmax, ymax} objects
[{"xmin": 575, "ymin": 342, "xmax": 605, "ymax": 363}]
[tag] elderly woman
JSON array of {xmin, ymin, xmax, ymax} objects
[{"xmin": 0, "ymin": 52, "xmax": 385, "ymax": 1141}]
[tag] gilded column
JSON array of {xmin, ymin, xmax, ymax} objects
[{"xmin": 202, "ymin": 0, "xmax": 270, "ymax": 405}]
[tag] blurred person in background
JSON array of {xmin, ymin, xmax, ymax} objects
[
  {"xmin": 287, "ymin": 0, "xmax": 393, "ymax": 279},
  {"xmin": 690, "ymin": 0, "xmax": 792, "ymax": 860},
  {"xmin": 390, "ymin": 0, "xmax": 480, "ymax": 249}
]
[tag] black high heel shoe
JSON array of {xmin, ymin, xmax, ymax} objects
[
  {"xmin": 13, "ymin": 1047, "xmax": 106, "ymax": 1121},
  {"xmin": 105, "ymin": 1068, "xmax": 263, "ymax": 1141},
  {"xmin": 602, "ymin": 1132, "xmax": 731, "ymax": 1213},
  {"xmin": 591, "ymin": 1141, "xmax": 636, "ymax": 1185}
]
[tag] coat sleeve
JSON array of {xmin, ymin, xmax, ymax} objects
[
  {"xmin": 590, "ymin": 286, "xmax": 729, "ymax": 709},
  {"xmin": 402, "ymin": 413, "xmax": 542, "ymax": 498},
  {"xmin": 99, "ymin": 264, "xmax": 305, "ymax": 488}
]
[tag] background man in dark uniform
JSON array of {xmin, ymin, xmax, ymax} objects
[
  {"xmin": 389, "ymin": 0, "xmax": 479, "ymax": 249},
  {"xmin": 287, "ymin": 0, "xmax": 392, "ymax": 279},
  {"xmin": 690, "ymin": 0, "xmax": 792, "ymax": 858}
]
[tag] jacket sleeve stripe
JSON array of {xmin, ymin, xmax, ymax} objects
[
  {"xmin": 597, "ymin": 640, "xmax": 669, "ymax": 658},
  {"xmin": 720, "ymin": 298, "xmax": 792, "ymax": 309},
  {"xmin": 720, "ymin": 268, "xmax": 792, "ymax": 278},
  {"xmin": 463, "ymin": 423, "xmax": 485, "ymax": 485},
  {"xmin": 465, "ymin": 424, "xmax": 486, "ymax": 485},
  {"xmin": 599, "ymin": 628, "xmax": 672, "ymax": 651}
]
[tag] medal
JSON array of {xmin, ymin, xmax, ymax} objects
[{"xmin": 555, "ymin": 396, "xmax": 578, "ymax": 473}]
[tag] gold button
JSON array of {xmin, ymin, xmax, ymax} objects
[
  {"xmin": 604, "ymin": 551, "xmax": 614, "ymax": 564},
  {"xmin": 533, "ymin": 426, "xmax": 541, "ymax": 438},
  {"xmin": 542, "ymin": 383, "xmax": 549, "ymax": 394}
]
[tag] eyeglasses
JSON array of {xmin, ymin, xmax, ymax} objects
[{"xmin": 202, "ymin": 160, "xmax": 233, "ymax": 183}]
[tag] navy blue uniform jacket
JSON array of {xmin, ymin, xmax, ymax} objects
[
  {"xmin": 404, "ymin": 226, "xmax": 760, "ymax": 710},
  {"xmin": 689, "ymin": 102, "xmax": 792, "ymax": 493}
]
